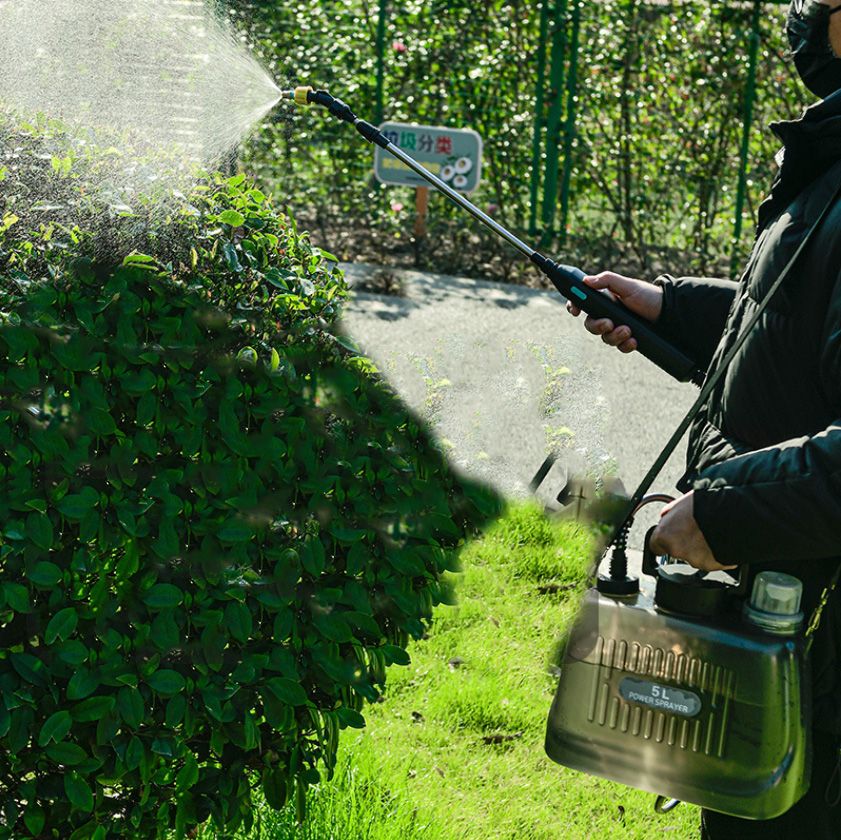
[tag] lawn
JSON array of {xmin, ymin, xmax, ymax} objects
[{"xmin": 215, "ymin": 504, "xmax": 700, "ymax": 840}]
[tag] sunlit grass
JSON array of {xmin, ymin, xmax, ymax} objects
[{"xmin": 209, "ymin": 503, "xmax": 699, "ymax": 840}]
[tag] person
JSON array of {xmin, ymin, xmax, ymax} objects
[{"xmin": 567, "ymin": 1, "xmax": 841, "ymax": 837}]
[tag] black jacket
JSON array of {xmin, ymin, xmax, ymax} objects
[{"xmin": 654, "ymin": 90, "xmax": 841, "ymax": 732}]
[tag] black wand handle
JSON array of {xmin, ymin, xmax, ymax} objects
[
  {"xmin": 532, "ymin": 256, "xmax": 703, "ymax": 385},
  {"xmin": 292, "ymin": 87, "xmax": 702, "ymax": 387}
]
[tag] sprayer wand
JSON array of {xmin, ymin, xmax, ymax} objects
[{"xmin": 283, "ymin": 86, "xmax": 703, "ymax": 386}]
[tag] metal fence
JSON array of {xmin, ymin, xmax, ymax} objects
[
  {"xmin": 515, "ymin": 0, "xmax": 791, "ymax": 269},
  {"xmin": 242, "ymin": 0, "xmax": 804, "ymax": 278}
]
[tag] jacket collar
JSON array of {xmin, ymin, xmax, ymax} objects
[{"xmin": 758, "ymin": 92, "xmax": 841, "ymax": 229}]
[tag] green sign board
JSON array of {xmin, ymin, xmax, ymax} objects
[{"xmin": 374, "ymin": 121, "xmax": 483, "ymax": 193}]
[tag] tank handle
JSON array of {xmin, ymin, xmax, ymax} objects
[{"xmin": 643, "ymin": 526, "xmax": 745, "ymax": 591}]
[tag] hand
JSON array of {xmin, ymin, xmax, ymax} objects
[
  {"xmin": 649, "ymin": 492, "xmax": 737, "ymax": 573},
  {"xmin": 566, "ymin": 271, "xmax": 664, "ymax": 354}
]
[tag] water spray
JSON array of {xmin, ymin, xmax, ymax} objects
[
  {"xmin": 284, "ymin": 85, "xmax": 841, "ymax": 822},
  {"xmin": 281, "ymin": 86, "xmax": 704, "ymax": 387}
]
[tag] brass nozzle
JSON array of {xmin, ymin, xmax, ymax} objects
[{"xmin": 294, "ymin": 86, "xmax": 313, "ymax": 106}]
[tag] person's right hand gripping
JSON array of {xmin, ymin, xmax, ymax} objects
[{"xmin": 566, "ymin": 271, "xmax": 664, "ymax": 354}]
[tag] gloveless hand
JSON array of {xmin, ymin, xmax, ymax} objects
[
  {"xmin": 566, "ymin": 271, "xmax": 664, "ymax": 354},
  {"xmin": 649, "ymin": 492, "xmax": 737, "ymax": 573}
]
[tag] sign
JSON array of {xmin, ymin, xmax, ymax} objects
[{"xmin": 374, "ymin": 122, "xmax": 483, "ymax": 193}]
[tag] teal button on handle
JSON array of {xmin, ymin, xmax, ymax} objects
[{"xmin": 571, "ymin": 287, "xmax": 587, "ymax": 301}]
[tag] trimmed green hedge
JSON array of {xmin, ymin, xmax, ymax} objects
[{"xmin": 0, "ymin": 121, "xmax": 500, "ymax": 837}]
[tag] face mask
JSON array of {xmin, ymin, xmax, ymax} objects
[{"xmin": 787, "ymin": 0, "xmax": 841, "ymax": 98}]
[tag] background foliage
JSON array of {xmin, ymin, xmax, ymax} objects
[
  {"xmin": 235, "ymin": 0, "xmax": 802, "ymax": 280},
  {"xmin": 0, "ymin": 118, "xmax": 500, "ymax": 837}
]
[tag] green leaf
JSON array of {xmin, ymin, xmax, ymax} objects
[
  {"xmin": 11, "ymin": 652, "xmax": 46, "ymax": 685},
  {"xmin": 151, "ymin": 737, "xmax": 174, "ymax": 757},
  {"xmin": 136, "ymin": 392, "xmax": 157, "ymax": 426},
  {"xmin": 66, "ymin": 669, "xmax": 100, "ymax": 701},
  {"xmin": 56, "ymin": 640, "xmax": 89, "ymax": 667},
  {"xmin": 26, "ymin": 512, "xmax": 54, "ymax": 551},
  {"xmin": 166, "ymin": 694, "xmax": 186, "ymax": 727},
  {"xmin": 65, "ymin": 770, "xmax": 94, "ymax": 813},
  {"xmin": 122, "ymin": 368, "xmax": 157, "ymax": 394},
  {"xmin": 296, "ymin": 777, "xmax": 307, "ymax": 822},
  {"xmin": 381, "ymin": 644, "xmax": 411, "ymax": 666},
  {"xmin": 24, "ymin": 804, "xmax": 46, "ymax": 836},
  {"xmin": 266, "ymin": 677, "xmax": 308, "ymax": 707},
  {"xmin": 27, "ymin": 561, "xmax": 62, "ymax": 587},
  {"xmin": 57, "ymin": 488, "xmax": 98, "ymax": 520},
  {"xmin": 301, "ymin": 538, "xmax": 325, "ymax": 576},
  {"xmin": 218, "ymin": 209, "xmax": 246, "ymax": 227},
  {"xmin": 72, "ymin": 695, "xmax": 115, "ymax": 722},
  {"xmin": 152, "ymin": 518, "xmax": 179, "ymax": 559},
  {"xmin": 117, "ymin": 686, "xmax": 144, "ymax": 728},
  {"xmin": 217, "ymin": 519, "xmax": 253, "ymax": 543},
  {"xmin": 122, "ymin": 252, "xmax": 156, "ymax": 267},
  {"xmin": 176, "ymin": 752, "xmax": 199, "ymax": 791},
  {"xmin": 336, "ymin": 706, "xmax": 366, "ymax": 729},
  {"xmin": 141, "ymin": 583, "xmax": 183, "ymax": 609},
  {"xmin": 87, "ymin": 408, "xmax": 117, "ymax": 436},
  {"xmin": 45, "ymin": 607, "xmax": 79, "ymax": 644},
  {"xmin": 330, "ymin": 526, "xmax": 367, "ymax": 543},
  {"xmin": 4, "ymin": 582, "xmax": 30, "ymax": 613},
  {"xmin": 315, "ymin": 247, "xmax": 340, "ymax": 263},
  {"xmin": 265, "ymin": 269, "xmax": 291, "ymax": 290},
  {"xmin": 147, "ymin": 669, "xmax": 185, "ymax": 696},
  {"xmin": 150, "ymin": 610, "xmax": 180, "ymax": 651},
  {"xmin": 262, "ymin": 767, "xmax": 289, "ymax": 810},
  {"xmin": 223, "ymin": 242, "xmax": 242, "ymax": 272},
  {"xmin": 334, "ymin": 335, "xmax": 361, "ymax": 354},
  {"xmin": 125, "ymin": 736, "xmax": 144, "ymax": 771},
  {"xmin": 313, "ymin": 612, "xmax": 353, "ymax": 643},
  {"xmin": 225, "ymin": 600, "xmax": 253, "ymax": 643},
  {"xmin": 46, "ymin": 741, "xmax": 88, "ymax": 766},
  {"xmin": 345, "ymin": 611, "xmax": 382, "ymax": 637},
  {"xmin": 38, "ymin": 710, "xmax": 73, "ymax": 746},
  {"xmin": 3, "ymin": 522, "xmax": 24, "ymax": 541},
  {"xmin": 260, "ymin": 690, "xmax": 294, "ymax": 730}
]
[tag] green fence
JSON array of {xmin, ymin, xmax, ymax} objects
[
  {"xmin": 238, "ymin": 0, "xmax": 805, "ymax": 280},
  {"xmin": 522, "ymin": 0, "xmax": 791, "ymax": 270}
]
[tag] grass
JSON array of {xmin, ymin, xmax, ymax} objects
[{"xmin": 211, "ymin": 504, "xmax": 700, "ymax": 840}]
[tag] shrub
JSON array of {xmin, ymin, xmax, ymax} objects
[{"xmin": 0, "ymin": 122, "xmax": 501, "ymax": 838}]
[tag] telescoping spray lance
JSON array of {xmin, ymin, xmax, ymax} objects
[
  {"xmin": 281, "ymin": 86, "xmax": 703, "ymax": 387},
  {"xmin": 284, "ymin": 85, "xmax": 841, "ymax": 821}
]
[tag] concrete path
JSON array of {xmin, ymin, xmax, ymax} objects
[{"xmin": 338, "ymin": 263, "xmax": 698, "ymax": 522}]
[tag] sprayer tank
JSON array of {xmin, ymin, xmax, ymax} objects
[{"xmin": 545, "ymin": 550, "xmax": 810, "ymax": 820}]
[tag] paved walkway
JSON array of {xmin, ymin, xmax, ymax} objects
[{"xmin": 338, "ymin": 263, "xmax": 697, "ymax": 523}]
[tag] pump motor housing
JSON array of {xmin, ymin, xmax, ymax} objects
[{"xmin": 545, "ymin": 550, "xmax": 811, "ymax": 820}]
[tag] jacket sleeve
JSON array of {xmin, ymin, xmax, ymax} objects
[
  {"xmin": 653, "ymin": 275, "xmax": 739, "ymax": 372},
  {"xmin": 691, "ymin": 424, "xmax": 841, "ymax": 566},
  {"xmin": 690, "ymin": 264, "xmax": 841, "ymax": 567}
]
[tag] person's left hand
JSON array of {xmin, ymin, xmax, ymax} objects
[{"xmin": 649, "ymin": 491, "xmax": 738, "ymax": 573}]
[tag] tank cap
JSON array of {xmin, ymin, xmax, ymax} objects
[{"xmin": 743, "ymin": 572, "xmax": 804, "ymax": 635}]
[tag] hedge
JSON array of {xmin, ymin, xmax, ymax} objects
[{"xmin": 0, "ymin": 116, "xmax": 501, "ymax": 838}]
